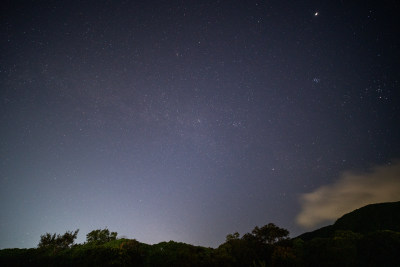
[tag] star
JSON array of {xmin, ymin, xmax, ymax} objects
[{"xmin": 1, "ymin": 0, "xmax": 398, "ymax": 251}]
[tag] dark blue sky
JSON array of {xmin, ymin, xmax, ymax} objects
[{"xmin": 1, "ymin": 0, "xmax": 399, "ymax": 249}]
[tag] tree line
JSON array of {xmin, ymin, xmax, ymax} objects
[
  {"xmin": 1, "ymin": 223, "xmax": 400, "ymax": 266},
  {"xmin": 38, "ymin": 228, "xmax": 118, "ymax": 251}
]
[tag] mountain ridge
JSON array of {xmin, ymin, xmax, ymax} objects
[{"xmin": 297, "ymin": 201, "xmax": 400, "ymax": 241}]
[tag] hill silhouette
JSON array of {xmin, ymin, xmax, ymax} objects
[
  {"xmin": 1, "ymin": 201, "xmax": 400, "ymax": 266},
  {"xmin": 298, "ymin": 201, "xmax": 400, "ymax": 241}
]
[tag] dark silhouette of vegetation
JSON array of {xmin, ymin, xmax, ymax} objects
[
  {"xmin": 38, "ymin": 229, "xmax": 79, "ymax": 252},
  {"xmin": 86, "ymin": 228, "xmax": 118, "ymax": 245},
  {"xmin": 251, "ymin": 223, "xmax": 289, "ymax": 244},
  {"xmin": 1, "ymin": 201, "xmax": 400, "ymax": 266},
  {"xmin": 298, "ymin": 201, "xmax": 400, "ymax": 241},
  {"xmin": 215, "ymin": 223, "xmax": 290, "ymax": 266},
  {"xmin": 334, "ymin": 201, "xmax": 400, "ymax": 233}
]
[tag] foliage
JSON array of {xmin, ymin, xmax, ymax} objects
[
  {"xmin": 86, "ymin": 228, "xmax": 117, "ymax": 245},
  {"xmin": 2, "ymin": 203, "xmax": 400, "ymax": 266},
  {"xmin": 300, "ymin": 231, "xmax": 362, "ymax": 267},
  {"xmin": 3, "ymin": 229, "xmax": 400, "ymax": 266},
  {"xmin": 358, "ymin": 230, "xmax": 400, "ymax": 266},
  {"xmin": 38, "ymin": 229, "xmax": 79, "ymax": 251},
  {"xmin": 334, "ymin": 201, "xmax": 400, "ymax": 233},
  {"xmin": 251, "ymin": 223, "xmax": 290, "ymax": 244},
  {"xmin": 298, "ymin": 201, "xmax": 400, "ymax": 241},
  {"xmin": 271, "ymin": 246, "xmax": 297, "ymax": 267},
  {"xmin": 146, "ymin": 241, "xmax": 214, "ymax": 267},
  {"xmin": 217, "ymin": 223, "xmax": 289, "ymax": 266},
  {"xmin": 225, "ymin": 232, "xmax": 240, "ymax": 242}
]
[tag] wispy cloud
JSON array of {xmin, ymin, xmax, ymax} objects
[{"xmin": 296, "ymin": 160, "xmax": 400, "ymax": 228}]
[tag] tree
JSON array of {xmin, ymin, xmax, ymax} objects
[
  {"xmin": 38, "ymin": 229, "xmax": 79, "ymax": 251},
  {"xmin": 226, "ymin": 232, "xmax": 240, "ymax": 242},
  {"xmin": 251, "ymin": 223, "xmax": 289, "ymax": 244},
  {"xmin": 86, "ymin": 228, "xmax": 117, "ymax": 244}
]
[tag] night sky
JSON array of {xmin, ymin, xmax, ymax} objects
[{"xmin": 1, "ymin": 0, "xmax": 400, "ymax": 249}]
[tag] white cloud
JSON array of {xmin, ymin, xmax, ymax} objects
[{"xmin": 296, "ymin": 160, "xmax": 400, "ymax": 228}]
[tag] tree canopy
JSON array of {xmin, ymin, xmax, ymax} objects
[
  {"xmin": 7, "ymin": 218, "xmax": 400, "ymax": 267},
  {"xmin": 251, "ymin": 223, "xmax": 289, "ymax": 244},
  {"xmin": 38, "ymin": 229, "xmax": 79, "ymax": 250},
  {"xmin": 86, "ymin": 228, "xmax": 117, "ymax": 244}
]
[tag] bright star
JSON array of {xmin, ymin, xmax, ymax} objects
[{"xmin": 314, "ymin": 12, "xmax": 319, "ymax": 16}]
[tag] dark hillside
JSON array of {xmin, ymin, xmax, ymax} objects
[
  {"xmin": 1, "ymin": 203, "xmax": 400, "ymax": 266},
  {"xmin": 335, "ymin": 201, "xmax": 400, "ymax": 233},
  {"xmin": 298, "ymin": 201, "xmax": 400, "ymax": 241}
]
